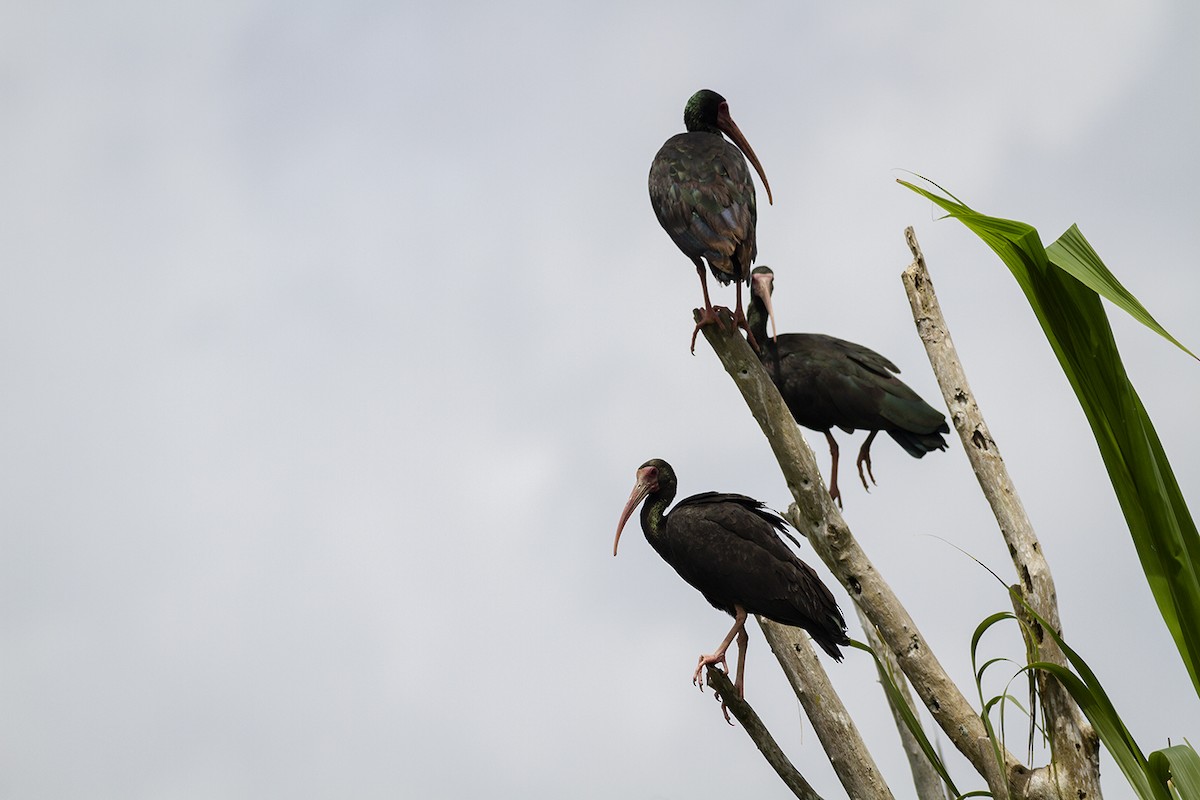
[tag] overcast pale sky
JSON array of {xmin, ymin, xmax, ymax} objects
[{"xmin": 3, "ymin": 2, "xmax": 1198, "ymax": 798}]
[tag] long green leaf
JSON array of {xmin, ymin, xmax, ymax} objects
[
  {"xmin": 899, "ymin": 179, "xmax": 1200, "ymax": 699},
  {"xmin": 1011, "ymin": 594, "xmax": 1172, "ymax": 799},
  {"xmin": 1046, "ymin": 226, "xmax": 1197, "ymax": 360},
  {"xmin": 1029, "ymin": 660, "xmax": 1168, "ymax": 800}
]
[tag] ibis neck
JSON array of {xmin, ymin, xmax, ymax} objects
[
  {"xmin": 747, "ymin": 296, "xmax": 770, "ymax": 345},
  {"xmin": 640, "ymin": 492, "xmax": 672, "ymax": 543}
]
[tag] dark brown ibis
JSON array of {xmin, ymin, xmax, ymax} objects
[
  {"xmin": 749, "ymin": 266, "xmax": 950, "ymax": 507},
  {"xmin": 614, "ymin": 458, "xmax": 848, "ymax": 721},
  {"xmin": 648, "ymin": 90, "xmax": 773, "ymax": 353}
]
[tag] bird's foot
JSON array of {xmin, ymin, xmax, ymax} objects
[
  {"xmin": 829, "ymin": 483, "xmax": 844, "ymax": 509},
  {"xmin": 689, "ymin": 306, "xmax": 727, "ymax": 354},
  {"xmin": 692, "ymin": 651, "xmax": 728, "ymax": 691},
  {"xmin": 731, "ymin": 306, "xmax": 760, "ymax": 353},
  {"xmin": 701, "ymin": 665, "xmax": 737, "ymax": 726},
  {"xmin": 856, "ymin": 453, "xmax": 877, "ymax": 491},
  {"xmin": 856, "ymin": 434, "xmax": 879, "ymax": 491},
  {"xmin": 713, "ymin": 690, "xmax": 734, "ymax": 725}
]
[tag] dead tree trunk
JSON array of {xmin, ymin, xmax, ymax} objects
[{"xmin": 693, "ymin": 228, "xmax": 1102, "ymax": 799}]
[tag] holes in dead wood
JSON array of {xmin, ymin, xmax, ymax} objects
[
  {"xmin": 972, "ymin": 429, "xmax": 988, "ymax": 450},
  {"xmin": 908, "ymin": 635, "xmax": 921, "ymax": 654},
  {"xmin": 848, "ymin": 576, "xmax": 862, "ymax": 595}
]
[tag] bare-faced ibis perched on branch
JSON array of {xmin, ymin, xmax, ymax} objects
[
  {"xmin": 749, "ymin": 266, "xmax": 949, "ymax": 507},
  {"xmin": 649, "ymin": 90, "xmax": 773, "ymax": 353},
  {"xmin": 614, "ymin": 458, "xmax": 848, "ymax": 720}
]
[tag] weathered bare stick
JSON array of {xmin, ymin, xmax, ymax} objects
[
  {"xmin": 704, "ymin": 666, "xmax": 824, "ymax": 800},
  {"xmin": 698, "ymin": 312, "xmax": 1017, "ymax": 798},
  {"xmin": 757, "ymin": 618, "xmax": 895, "ymax": 800},
  {"xmin": 858, "ymin": 614, "xmax": 948, "ymax": 800},
  {"xmin": 901, "ymin": 227, "xmax": 1101, "ymax": 798}
]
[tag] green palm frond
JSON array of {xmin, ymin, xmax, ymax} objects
[
  {"xmin": 899, "ymin": 179, "xmax": 1200, "ymax": 700},
  {"xmin": 1046, "ymin": 226, "xmax": 1196, "ymax": 360}
]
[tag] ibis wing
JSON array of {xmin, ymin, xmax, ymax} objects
[
  {"xmin": 663, "ymin": 494, "xmax": 845, "ymax": 651},
  {"xmin": 769, "ymin": 333, "xmax": 947, "ymax": 438},
  {"xmin": 648, "ymin": 132, "xmax": 757, "ymax": 283}
]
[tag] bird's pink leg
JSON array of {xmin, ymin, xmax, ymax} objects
[
  {"xmin": 732, "ymin": 279, "xmax": 760, "ymax": 353},
  {"xmin": 720, "ymin": 621, "xmax": 751, "ymax": 723},
  {"xmin": 856, "ymin": 430, "xmax": 880, "ymax": 490},
  {"xmin": 824, "ymin": 430, "xmax": 843, "ymax": 509},
  {"xmin": 733, "ymin": 622, "xmax": 749, "ymax": 698},
  {"xmin": 690, "ymin": 264, "xmax": 725, "ymax": 354},
  {"xmin": 693, "ymin": 605, "xmax": 748, "ymax": 690},
  {"xmin": 697, "ymin": 606, "xmax": 750, "ymax": 725}
]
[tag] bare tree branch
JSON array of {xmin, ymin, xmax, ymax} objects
[
  {"xmin": 704, "ymin": 666, "xmax": 825, "ymax": 800},
  {"xmin": 693, "ymin": 226, "xmax": 1107, "ymax": 799},
  {"xmin": 757, "ymin": 618, "xmax": 895, "ymax": 800},
  {"xmin": 900, "ymin": 227, "xmax": 1101, "ymax": 798},
  {"xmin": 698, "ymin": 309, "xmax": 1018, "ymax": 798}
]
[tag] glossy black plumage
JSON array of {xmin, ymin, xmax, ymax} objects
[
  {"xmin": 648, "ymin": 90, "xmax": 773, "ymax": 351},
  {"xmin": 654, "ymin": 491, "xmax": 847, "ymax": 657},
  {"xmin": 614, "ymin": 459, "xmax": 848, "ymax": 718},
  {"xmin": 749, "ymin": 266, "xmax": 949, "ymax": 506}
]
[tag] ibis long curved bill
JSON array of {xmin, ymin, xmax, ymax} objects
[{"xmin": 717, "ymin": 103, "xmax": 772, "ymax": 205}]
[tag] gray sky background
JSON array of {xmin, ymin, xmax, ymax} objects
[{"xmin": 3, "ymin": 2, "xmax": 1199, "ymax": 798}]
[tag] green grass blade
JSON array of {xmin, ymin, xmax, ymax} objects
[
  {"xmin": 1149, "ymin": 743, "xmax": 1200, "ymax": 800},
  {"xmin": 971, "ymin": 612, "xmax": 1016, "ymax": 661},
  {"xmin": 970, "ymin": 612, "xmax": 1017, "ymax": 800},
  {"xmin": 899, "ymin": 179, "xmax": 1200, "ymax": 699},
  {"xmin": 848, "ymin": 640, "xmax": 962, "ymax": 798}
]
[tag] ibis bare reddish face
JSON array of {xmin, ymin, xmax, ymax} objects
[
  {"xmin": 613, "ymin": 464, "xmax": 658, "ymax": 556},
  {"xmin": 751, "ymin": 268, "xmax": 778, "ymax": 342}
]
